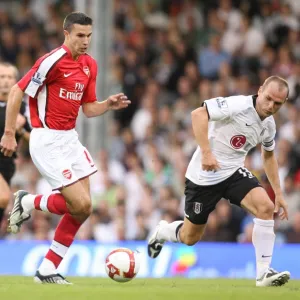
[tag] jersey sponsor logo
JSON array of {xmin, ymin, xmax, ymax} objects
[
  {"xmin": 216, "ymin": 98, "xmax": 228, "ymax": 109},
  {"xmin": 83, "ymin": 66, "xmax": 90, "ymax": 77},
  {"xmin": 193, "ymin": 202, "xmax": 202, "ymax": 214},
  {"xmin": 59, "ymin": 88, "xmax": 83, "ymax": 101},
  {"xmin": 62, "ymin": 169, "xmax": 72, "ymax": 180},
  {"xmin": 230, "ymin": 135, "xmax": 246, "ymax": 149},
  {"xmin": 64, "ymin": 72, "xmax": 72, "ymax": 77},
  {"xmin": 31, "ymin": 72, "xmax": 45, "ymax": 86},
  {"xmin": 75, "ymin": 83, "xmax": 84, "ymax": 91},
  {"xmin": 59, "ymin": 82, "xmax": 85, "ymax": 101}
]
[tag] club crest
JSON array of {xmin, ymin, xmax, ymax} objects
[
  {"xmin": 193, "ymin": 202, "xmax": 202, "ymax": 214},
  {"xmin": 83, "ymin": 66, "xmax": 90, "ymax": 77}
]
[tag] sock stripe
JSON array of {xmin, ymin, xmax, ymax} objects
[
  {"xmin": 40, "ymin": 195, "xmax": 49, "ymax": 212},
  {"xmin": 45, "ymin": 250, "xmax": 62, "ymax": 269},
  {"xmin": 34, "ymin": 195, "xmax": 43, "ymax": 210},
  {"xmin": 50, "ymin": 240, "xmax": 69, "ymax": 257}
]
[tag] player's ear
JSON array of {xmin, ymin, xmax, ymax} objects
[
  {"xmin": 258, "ymin": 86, "xmax": 263, "ymax": 95},
  {"xmin": 63, "ymin": 30, "xmax": 70, "ymax": 39}
]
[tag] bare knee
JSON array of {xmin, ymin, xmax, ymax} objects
[
  {"xmin": 68, "ymin": 197, "xmax": 92, "ymax": 219},
  {"xmin": 256, "ymin": 200, "xmax": 274, "ymax": 220}
]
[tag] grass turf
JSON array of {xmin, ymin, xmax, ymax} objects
[{"xmin": 0, "ymin": 277, "xmax": 299, "ymax": 300}]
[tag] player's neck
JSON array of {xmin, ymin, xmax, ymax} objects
[
  {"xmin": 253, "ymin": 95, "xmax": 265, "ymax": 121},
  {"xmin": 63, "ymin": 42, "xmax": 80, "ymax": 61}
]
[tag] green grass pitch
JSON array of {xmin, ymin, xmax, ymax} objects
[{"xmin": 0, "ymin": 277, "xmax": 300, "ymax": 300}]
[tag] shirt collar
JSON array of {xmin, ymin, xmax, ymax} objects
[
  {"xmin": 62, "ymin": 44, "xmax": 72, "ymax": 56},
  {"xmin": 252, "ymin": 94, "xmax": 258, "ymax": 108}
]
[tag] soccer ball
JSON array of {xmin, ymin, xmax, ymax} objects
[{"xmin": 105, "ymin": 248, "xmax": 141, "ymax": 282}]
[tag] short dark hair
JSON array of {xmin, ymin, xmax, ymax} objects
[
  {"xmin": 63, "ymin": 12, "xmax": 93, "ymax": 32},
  {"xmin": 263, "ymin": 76, "xmax": 289, "ymax": 99}
]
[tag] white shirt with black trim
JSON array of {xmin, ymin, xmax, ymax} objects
[{"xmin": 185, "ymin": 95, "xmax": 276, "ymax": 186}]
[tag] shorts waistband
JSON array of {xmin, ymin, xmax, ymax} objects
[{"xmin": 32, "ymin": 128, "xmax": 77, "ymax": 135}]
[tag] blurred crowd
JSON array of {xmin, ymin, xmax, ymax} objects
[{"xmin": 0, "ymin": 0, "xmax": 300, "ymax": 244}]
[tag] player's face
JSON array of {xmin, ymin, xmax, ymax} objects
[
  {"xmin": 64, "ymin": 24, "xmax": 92, "ymax": 58},
  {"xmin": 0, "ymin": 65, "xmax": 17, "ymax": 98},
  {"xmin": 257, "ymin": 82, "xmax": 287, "ymax": 119}
]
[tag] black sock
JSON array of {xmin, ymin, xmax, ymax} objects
[
  {"xmin": 175, "ymin": 222, "xmax": 184, "ymax": 242},
  {"xmin": 0, "ymin": 208, "xmax": 5, "ymax": 224}
]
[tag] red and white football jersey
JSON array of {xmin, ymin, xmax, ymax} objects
[
  {"xmin": 185, "ymin": 95, "xmax": 276, "ymax": 185},
  {"xmin": 18, "ymin": 45, "xmax": 97, "ymax": 130}
]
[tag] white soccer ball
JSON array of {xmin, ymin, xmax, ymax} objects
[{"xmin": 105, "ymin": 248, "xmax": 141, "ymax": 282}]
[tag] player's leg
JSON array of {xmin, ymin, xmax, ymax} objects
[
  {"xmin": 240, "ymin": 188, "xmax": 290, "ymax": 287},
  {"xmin": 148, "ymin": 217, "xmax": 206, "ymax": 258},
  {"xmin": 14, "ymin": 177, "xmax": 91, "ymax": 222},
  {"xmin": 35, "ymin": 179, "xmax": 91, "ymax": 283},
  {"xmin": 148, "ymin": 178, "xmax": 220, "ymax": 258},
  {"xmin": 225, "ymin": 167, "xmax": 290, "ymax": 287},
  {"xmin": 8, "ymin": 129, "xmax": 97, "ymax": 231},
  {"xmin": 0, "ymin": 173, "xmax": 11, "ymax": 225},
  {"xmin": 0, "ymin": 161, "xmax": 15, "ymax": 230},
  {"xmin": 9, "ymin": 129, "xmax": 96, "ymax": 284}
]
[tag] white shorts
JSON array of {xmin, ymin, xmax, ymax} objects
[{"xmin": 29, "ymin": 128, "xmax": 97, "ymax": 190}]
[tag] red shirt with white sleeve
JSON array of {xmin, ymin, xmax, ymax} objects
[{"xmin": 18, "ymin": 45, "xmax": 97, "ymax": 130}]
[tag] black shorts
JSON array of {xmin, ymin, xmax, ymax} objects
[
  {"xmin": 0, "ymin": 160, "xmax": 16, "ymax": 186},
  {"xmin": 184, "ymin": 167, "xmax": 262, "ymax": 225}
]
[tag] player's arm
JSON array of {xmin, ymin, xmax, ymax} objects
[
  {"xmin": 261, "ymin": 148, "xmax": 288, "ymax": 220},
  {"xmin": 191, "ymin": 105, "xmax": 220, "ymax": 171},
  {"xmin": 17, "ymin": 101, "xmax": 31, "ymax": 142},
  {"xmin": 82, "ymin": 93, "xmax": 130, "ymax": 118},
  {"xmin": 0, "ymin": 84, "xmax": 24, "ymax": 156},
  {"xmin": 81, "ymin": 61, "xmax": 130, "ymax": 117}
]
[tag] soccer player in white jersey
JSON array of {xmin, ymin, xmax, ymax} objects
[
  {"xmin": 148, "ymin": 76, "xmax": 290, "ymax": 287},
  {"xmin": 0, "ymin": 12, "xmax": 130, "ymax": 284}
]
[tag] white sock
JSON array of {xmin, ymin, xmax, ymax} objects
[
  {"xmin": 38, "ymin": 258, "xmax": 56, "ymax": 276},
  {"xmin": 252, "ymin": 218, "xmax": 275, "ymax": 279},
  {"xmin": 157, "ymin": 221, "xmax": 183, "ymax": 242},
  {"xmin": 21, "ymin": 194, "xmax": 36, "ymax": 213}
]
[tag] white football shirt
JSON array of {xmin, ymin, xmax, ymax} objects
[{"xmin": 185, "ymin": 95, "xmax": 276, "ymax": 185}]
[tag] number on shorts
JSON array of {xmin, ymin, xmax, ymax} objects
[{"xmin": 238, "ymin": 167, "xmax": 253, "ymax": 178}]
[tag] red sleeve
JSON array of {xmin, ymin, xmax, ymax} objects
[
  {"xmin": 81, "ymin": 60, "xmax": 97, "ymax": 104},
  {"xmin": 17, "ymin": 56, "xmax": 46, "ymax": 96}
]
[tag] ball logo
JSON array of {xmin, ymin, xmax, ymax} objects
[
  {"xmin": 83, "ymin": 66, "xmax": 90, "ymax": 77},
  {"xmin": 230, "ymin": 135, "xmax": 246, "ymax": 149},
  {"xmin": 62, "ymin": 169, "xmax": 72, "ymax": 180}
]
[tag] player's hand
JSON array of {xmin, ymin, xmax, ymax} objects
[
  {"xmin": 16, "ymin": 114, "xmax": 26, "ymax": 131},
  {"xmin": 107, "ymin": 93, "xmax": 131, "ymax": 110},
  {"xmin": 0, "ymin": 133, "xmax": 17, "ymax": 157},
  {"xmin": 274, "ymin": 194, "xmax": 288, "ymax": 220},
  {"xmin": 201, "ymin": 150, "xmax": 220, "ymax": 172}
]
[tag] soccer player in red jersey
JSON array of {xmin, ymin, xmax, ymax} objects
[{"xmin": 0, "ymin": 12, "xmax": 131, "ymax": 284}]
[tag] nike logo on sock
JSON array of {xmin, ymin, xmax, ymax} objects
[{"xmin": 262, "ymin": 255, "xmax": 272, "ymax": 258}]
